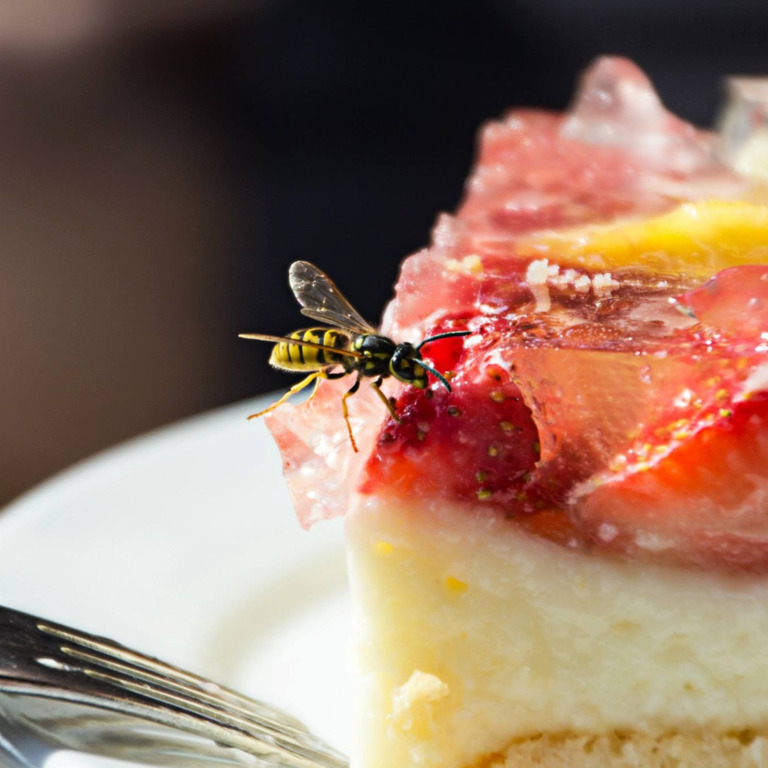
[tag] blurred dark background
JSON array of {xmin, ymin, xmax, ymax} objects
[{"xmin": 2, "ymin": 0, "xmax": 768, "ymax": 505}]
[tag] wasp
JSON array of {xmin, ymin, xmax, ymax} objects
[{"xmin": 240, "ymin": 261, "xmax": 469, "ymax": 452}]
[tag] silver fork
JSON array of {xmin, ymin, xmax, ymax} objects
[{"xmin": 0, "ymin": 603, "xmax": 349, "ymax": 768}]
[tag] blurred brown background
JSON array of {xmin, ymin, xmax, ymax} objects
[{"xmin": 3, "ymin": 0, "xmax": 768, "ymax": 506}]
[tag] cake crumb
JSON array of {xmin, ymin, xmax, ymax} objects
[
  {"xmin": 389, "ymin": 671, "xmax": 451, "ymax": 738},
  {"xmin": 526, "ymin": 258, "xmax": 550, "ymax": 285},
  {"xmin": 526, "ymin": 259, "xmax": 552, "ymax": 313},
  {"xmin": 533, "ymin": 263, "xmax": 620, "ymax": 296},
  {"xmin": 574, "ymin": 275, "xmax": 591, "ymax": 292},
  {"xmin": 593, "ymin": 272, "xmax": 620, "ymax": 293},
  {"xmin": 547, "ymin": 263, "xmax": 561, "ymax": 278}
]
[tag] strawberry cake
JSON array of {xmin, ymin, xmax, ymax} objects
[{"xmin": 266, "ymin": 58, "xmax": 768, "ymax": 767}]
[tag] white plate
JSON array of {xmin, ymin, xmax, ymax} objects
[{"xmin": 0, "ymin": 396, "xmax": 351, "ymax": 765}]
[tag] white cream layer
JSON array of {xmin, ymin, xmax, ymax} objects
[{"xmin": 346, "ymin": 496, "xmax": 768, "ymax": 768}]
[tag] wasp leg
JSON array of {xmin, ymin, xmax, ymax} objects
[
  {"xmin": 370, "ymin": 377, "xmax": 401, "ymax": 423},
  {"xmin": 302, "ymin": 368, "xmax": 345, "ymax": 406},
  {"xmin": 341, "ymin": 375, "xmax": 362, "ymax": 453},
  {"xmin": 247, "ymin": 371, "xmax": 325, "ymax": 420}
]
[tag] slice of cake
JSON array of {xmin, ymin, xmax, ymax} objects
[{"xmin": 266, "ymin": 57, "xmax": 768, "ymax": 767}]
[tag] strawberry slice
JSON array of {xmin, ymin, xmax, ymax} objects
[
  {"xmin": 574, "ymin": 392, "xmax": 768, "ymax": 571},
  {"xmin": 362, "ymin": 331, "xmax": 541, "ymax": 511},
  {"xmin": 570, "ymin": 267, "xmax": 768, "ymax": 570}
]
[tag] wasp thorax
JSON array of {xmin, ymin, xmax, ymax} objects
[
  {"xmin": 352, "ymin": 334, "xmax": 397, "ymax": 379},
  {"xmin": 390, "ymin": 342, "xmax": 428, "ymax": 388}
]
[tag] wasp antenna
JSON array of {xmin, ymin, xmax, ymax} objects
[
  {"xmin": 418, "ymin": 360, "xmax": 453, "ymax": 392},
  {"xmin": 417, "ymin": 330, "xmax": 471, "ymax": 351},
  {"xmin": 239, "ymin": 333, "xmax": 277, "ymax": 340}
]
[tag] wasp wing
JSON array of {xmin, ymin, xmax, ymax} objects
[
  {"xmin": 289, "ymin": 261, "xmax": 375, "ymax": 333},
  {"xmin": 238, "ymin": 332, "xmax": 365, "ymax": 358}
]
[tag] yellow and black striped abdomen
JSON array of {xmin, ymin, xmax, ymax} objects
[{"xmin": 269, "ymin": 328, "xmax": 352, "ymax": 372}]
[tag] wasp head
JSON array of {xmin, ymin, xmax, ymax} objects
[{"xmin": 389, "ymin": 343, "xmax": 428, "ymax": 388}]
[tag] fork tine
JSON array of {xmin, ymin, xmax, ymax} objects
[
  {"xmin": 78, "ymin": 666, "xmax": 344, "ymax": 765},
  {"xmin": 37, "ymin": 622, "xmax": 307, "ymax": 729},
  {"xmin": 59, "ymin": 647, "xmax": 305, "ymax": 739},
  {"xmin": 0, "ymin": 606, "xmax": 348, "ymax": 768},
  {"xmin": 39, "ymin": 624, "xmax": 340, "ymax": 762}
]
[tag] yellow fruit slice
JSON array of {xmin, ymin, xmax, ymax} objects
[{"xmin": 518, "ymin": 201, "xmax": 768, "ymax": 275}]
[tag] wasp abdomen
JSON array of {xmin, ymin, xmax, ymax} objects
[{"xmin": 269, "ymin": 328, "xmax": 351, "ymax": 372}]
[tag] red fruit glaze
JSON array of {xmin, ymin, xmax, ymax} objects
[{"xmin": 266, "ymin": 57, "xmax": 768, "ymax": 571}]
